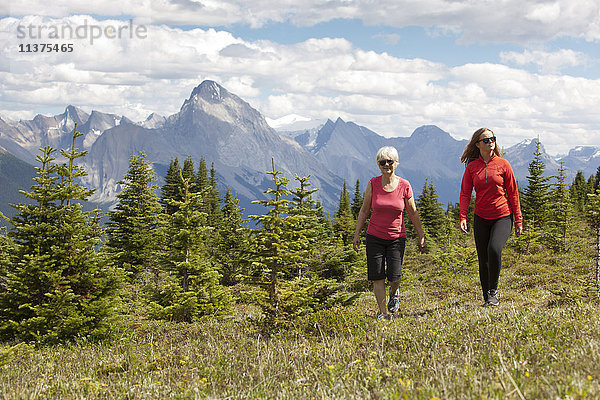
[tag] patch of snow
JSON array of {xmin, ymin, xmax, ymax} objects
[
  {"xmin": 267, "ymin": 114, "xmax": 317, "ymax": 131},
  {"xmin": 83, "ymin": 129, "xmax": 101, "ymax": 148},
  {"xmin": 212, "ymin": 83, "xmax": 221, "ymax": 99},
  {"xmin": 47, "ymin": 125, "xmax": 63, "ymax": 139},
  {"xmin": 266, "ymin": 114, "xmax": 311, "ymax": 129}
]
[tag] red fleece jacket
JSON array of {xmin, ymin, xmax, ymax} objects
[{"xmin": 459, "ymin": 154, "xmax": 523, "ymax": 227}]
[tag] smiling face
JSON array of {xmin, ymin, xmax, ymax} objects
[
  {"xmin": 375, "ymin": 146, "xmax": 399, "ymax": 175},
  {"xmin": 476, "ymin": 129, "xmax": 496, "ymax": 154}
]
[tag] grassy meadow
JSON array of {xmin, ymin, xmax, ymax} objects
[{"xmin": 1, "ymin": 226, "xmax": 600, "ymax": 399}]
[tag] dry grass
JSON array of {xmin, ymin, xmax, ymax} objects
[{"xmin": 2, "ymin": 231, "xmax": 600, "ymax": 399}]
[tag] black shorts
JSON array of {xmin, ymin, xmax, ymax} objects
[{"xmin": 365, "ymin": 234, "xmax": 406, "ymax": 282}]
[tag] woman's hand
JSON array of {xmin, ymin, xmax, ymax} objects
[
  {"xmin": 352, "ymin": 234, "xmax": 361, "ymax": 252},
  {"xmin": 515, "ymin": 225, "xmax": 523, "ymax": 236},
  {"xmin": 417, "ymin": 236, "xmax": 426, "ymax": 253},
  {"xmin": 459, "ymin": 219, "xmax": 468, "ymax": 233}
]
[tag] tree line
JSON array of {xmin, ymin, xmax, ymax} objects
[{"xmin": 1, "ymin": 127, "xmax": 598, "ymax": 343}]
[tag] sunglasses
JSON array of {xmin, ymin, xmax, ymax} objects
[
  {"xmin": 378, "ymin": 159, "xmax": 396, "ymax": 166},
  {"xmin": 478, "ymin": 136, "xmax": 496, "ymax": 144}
]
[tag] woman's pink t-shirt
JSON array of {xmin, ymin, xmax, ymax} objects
[{"xmin": 366, "ymin": 175, "xmax": 413, "ymax": 240}]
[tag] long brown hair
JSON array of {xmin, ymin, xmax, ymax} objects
[{"xmin": 460, "ymin": 128, "xmax": 501, "ymax": 164}]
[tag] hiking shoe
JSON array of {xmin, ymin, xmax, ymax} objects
[
  {"xmin": 487, "ymin": 289, "xmax": 499, "ymax": 306},
  {"xmin": 377, "ymin": 313, "xmax": 391, "ymax": 321},
  {"xmin": 387, "ymin": 295, "xmax": 399, "ymax": 313}
]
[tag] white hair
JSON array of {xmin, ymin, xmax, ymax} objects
[{"xmin": 376, "ymin": 146, "xmax": 398, "ymax": 162}]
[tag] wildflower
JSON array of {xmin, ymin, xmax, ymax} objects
[
  {"xmin": 398, "ymin": 378, "xmax": 411, "ymax": 386},
  {"xmin": 525, "ymin": 372, "xmax": 530, "ymax": 377},
  {"xmin": 328, "ymin": 365, "xmax": 334, "ymax": 370}
]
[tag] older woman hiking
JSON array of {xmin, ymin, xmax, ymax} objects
[
  {"xmin": 459, "ymin": 128, "xmax": 523, "ymax": 307},
  {"xmin": 353, "ymin": 146, "xmax": 426, "ymax": 320}
]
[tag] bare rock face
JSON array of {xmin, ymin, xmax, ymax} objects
[
  {"xmin": 78, "ymin": 80, "xmax": 342, "ymax": 210},
  {"xmin": 1, "ymin": 79, "xmax": 590, "ymax": 217}
]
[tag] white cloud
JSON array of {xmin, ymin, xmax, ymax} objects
[
  {"xmin": 526, "ymin": 2, "xmax": 561, "ymax": 24},
  {"xmin": 5, "ymin": 0, "xmax": 600, "ymax": 43},
  {"xmin": 1, "ymin": 15, "xmax": 600, "ymax": 155},
  {"xmin": 500, "ymin": 49, "xmax": 589, "ymax": 74}
]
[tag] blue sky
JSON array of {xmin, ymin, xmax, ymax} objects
[
  {"xmin": 1, "ymin": 0, "xmax": 600, "ymax": 155},
  {"xmin": 230, "ymin": 21, "xmax": 513, "ymax": 66}
]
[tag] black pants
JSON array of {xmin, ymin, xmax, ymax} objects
[
  {"xmin": 473, "ymin": 214, "xmax": 513, "ymax": 301},
  {"xmin": 365, "ymin": 234, "xmax": 406, "ymax": 282}
]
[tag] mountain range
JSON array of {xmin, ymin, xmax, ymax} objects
[{"xmin": 1, "ymin": 80, "xmax": 599, "ymax": 221}]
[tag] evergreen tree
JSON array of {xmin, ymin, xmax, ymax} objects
[
  {"xmin": 570, "ymin": 171, "xmax": 588, "ymax": 214},
  {"xmin": 196, "ymin": 157, "xmax": 209, "ymax": 194},
  {"xmin": 336, "ymin": 180, "xmax": 352, "ymax": 219},
  {"xmin": 163, "ymin": 174, "xmax": 211, "ymax": 292},
  {"xmin": 249, "ymin": 159, "xmax": 308, "ymax": 324},
  {"xmin": 522, "ymin": 139, "xmax": 550, "ymax": 230},
  {"xmin": 150, "ymin": 173, "xmax": 231, "ymax": 321},
  {"xmin": 587, "ymin": 175, "xmax": 596, "ymax": 196},
  {"xmin": 416, "ymin": 179, "xmax": 445, "ymax": 239},
  {"xmin": 214, "ymin": 187, "xmax": 251, "ymax": 285},
  {"xmin": 333, "ymin": 180, "xmax": 355, "ymax": 245},
  {"xmin": 160, "ymin": 157, "xmax": 195, "ymax": 216},
  {"xmin": 207, "ymin": 162, "xmax": 222, "ymax": 226},
  {"xmin": 314, "ymin": 199, "xmax": 334, "ymax": 240},
  {"xmin": 289, "ymin": 175, "xmax": 323, "ymax": 277},
  {"xmin": 0, "ymin": 227, "xmax": 13, "ymax": 316},
  {"xmin": 548, "ymin": 162, "xmax": 572, "ymax": 252},
  {"xmin": 351, "ymin": 179, "xmax": 363, "ymax": 219},
  {"xmin": 248, "ymin": 160, "xmax": 357, "ymax": 327},
  {"xmin": 182, "ymin": 156, "xmax": 196, "ymax": 185},
  {"xmin": 290, "ymin": 182, "xmax": 356, "ymax": 281},
  {"xmin": 0, "ymin": 227, "xmax": 12, "ymax": 283},
  {"xmin": 446, "ymin": 202, "xmax": 460, "ymax": 224},
  {"xmin": 441, "ymin": 204, "xmax": 461, "ymax": 249},
  {"xmin": 105, "ymin": 152, "xmax": 162, "ymax": 280},
  {"xmin": 160, "ymin": 157, "xmax": 182, "ymax": 215},
  {"xmin": 586, "ymin": 188, "xmax": 600, "ymax": 287},
  {"xmin": 443, "ymin": 196, "xmax": 475, "ymax": 235},
  {"xmin": 0, "ymin": 126, "xmax": 120, "ymax": 343},
  {"xmin": 194, "ymin": 157, "xmax": 211, "ymax": 215}
]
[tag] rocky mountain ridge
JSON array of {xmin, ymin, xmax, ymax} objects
[{"xmin": 1, "ymin": 80, "xmax": 598, "ymax": 219}]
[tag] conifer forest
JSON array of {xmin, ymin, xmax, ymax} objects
[{"xmin": 1, "ymin": 125, "xmax": 600, "ymax": 399}]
